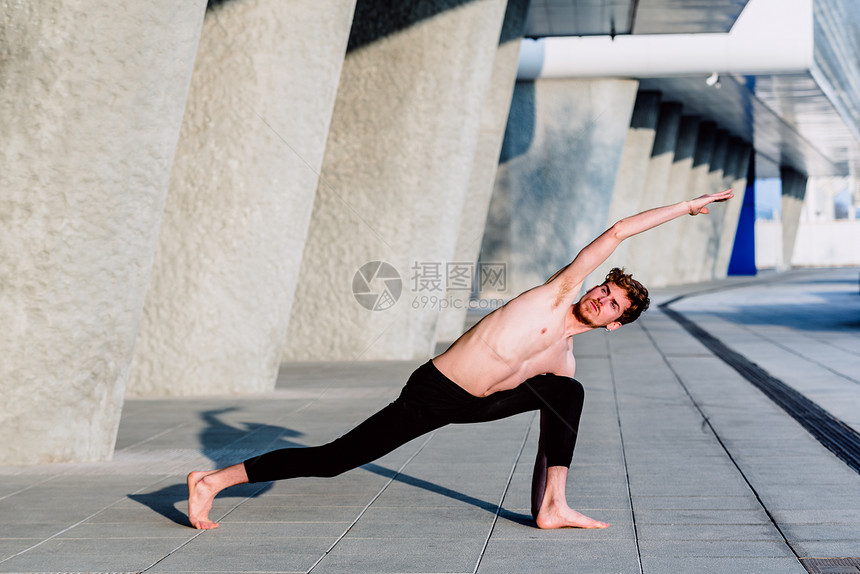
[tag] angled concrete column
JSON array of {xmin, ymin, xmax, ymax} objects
[
  {"xmin": 435, "ymin": 0, "xmax": 532, "ymax": 347},
  {"xmin": 481, "ymin": 78, "xmax": 639, "ymax": 298},
  {"xmin": 0, "ymin": 1, "xmax": 206, "ymax": 463},
  {"xmin": 590, "ymin": 91, "xmax": 661, "ymax": 287},
  {"xmin": 128, "ymin": 1, "xmax": 356, "ymax": 395},
  {"xmin": 645, "ymin": 115, "xmax": 700, "ymax": 287},
  {"xmin": 284, "ymin": 0, "xmax": 508, "ymax": 361},
  {"xmin": 692, "ymin": 129, "xmax": 730, "ymax": 282},
  {"xmin": 626, "ymin": 101, "xmax": 683, "ymax": 286},
  {"xmin": 781, "ymin": 166, "xmax": 809, "ymax": 270},
  {"xmin": 713, "ymin": 140, "xmax": 752, "ymax": 279},
  {"xmin": 673, "ymin": 122, "xmax": 717, "ymax": 284}
]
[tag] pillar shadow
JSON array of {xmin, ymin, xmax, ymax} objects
[{"xmin": 347, "ymin": 0, "xmax": 482, "ymax": 53}]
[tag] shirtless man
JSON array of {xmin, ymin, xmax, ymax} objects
[{"xmin": 187, "ymin": 190, "xmax": 733, "ymax": 530}]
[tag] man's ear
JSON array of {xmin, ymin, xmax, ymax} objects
[{"xmin": 605, "ymin": 321, "xmax": 622, "ymax": 332}]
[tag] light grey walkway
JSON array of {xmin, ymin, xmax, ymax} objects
[{"xmin": 1, "ymin": 267, "xmax": 858, "ymax": 573}]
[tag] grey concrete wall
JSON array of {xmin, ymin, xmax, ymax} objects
[
  {"xmin": 0, "ymin": 1, "xmax": 206, "ymax": 463},
  {"xmin": 128, "ymin": 0, "xmax": 356, "ymax": 396},
  {"xmin": 691, "ymin": 129, "xmax": 730, "ymax": 282},
  {"xmin": 284, "ymin": 0, "xmax": 508, "ymax": 361},
  {"xmin": 626, "ymin": 101, "xmax": 683, "ymax": 287},
  {"xmin": 781, "ymin": 166, "xmax": 809, "ymax": 269},
  {"xmin": 644, "ymin": 115, "xmax": 701, "ymax": 287},
  {"xmin": 673, "ymin": 122, "xmax": 717, "ymax": 284},
  {"xmin": 435, "ymin": 0, "xmax": 531, "ymax": 346},
  {"xmin": 481, "ymin": 78, "xmax": 639, "ymax": 298},
  {"xmin": 590, "ymin": 91, "xmax": 661, "ymax": 288}
]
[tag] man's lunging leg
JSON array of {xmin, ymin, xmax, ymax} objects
[{"xmin": 187, "ymin": 363, "xmax": 444, "ymax": 529}]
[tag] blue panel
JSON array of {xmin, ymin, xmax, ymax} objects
[{"xmin": 728, "ymin": 157, "xmax": 757, "ymax": 276}]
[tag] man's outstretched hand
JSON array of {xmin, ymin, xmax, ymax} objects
[{"xmin": 686, "ymin": 189, "xmax": 734, "ymax": 215}]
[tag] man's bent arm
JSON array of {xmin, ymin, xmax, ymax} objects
[{"xmin": 548, "ymin": 190, "xmax": 734, "ymax": 290}]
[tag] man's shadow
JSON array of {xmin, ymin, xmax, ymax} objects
[
  {"xmin": 128, "ymin": 407, "xmax": 304, "ymax": 527},
  {"xmin": 129, "ymin": 407, "xmax": 532, "ymax": 527}
]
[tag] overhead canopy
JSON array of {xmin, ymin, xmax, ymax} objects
[{"xmin": 520, "ymin": 0, "xmax": 860, "ymax": 178}]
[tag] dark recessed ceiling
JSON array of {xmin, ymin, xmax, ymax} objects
[{"xmin": 524, "ymin": 0, "xmax": 749, "ymax": 38}]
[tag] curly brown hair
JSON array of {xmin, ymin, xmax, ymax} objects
[{"xmin": 604, "ymin": 267, "xmax": 650, "ymax": 325}]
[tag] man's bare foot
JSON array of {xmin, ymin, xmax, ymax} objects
[
  {"xmin": 187, "ymin": 471, "xmax": 220, "ymax": 530},
  {"xmin": 535, "ymin": 499, "xmax": 609, "ymax": 529}
]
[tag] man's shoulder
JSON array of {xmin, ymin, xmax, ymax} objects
[{"xmin": 506, "ymin": 280, "xmax": 579, "ymax": 312}]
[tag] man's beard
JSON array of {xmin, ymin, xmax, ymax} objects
[{"xmin": 572, "ymin": 299, "xmax": 601, "ymax": 328}]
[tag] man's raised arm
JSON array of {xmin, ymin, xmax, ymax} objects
[{"xmin": 547, "ymin": 189, "xmax": 734, "ymax": 288}]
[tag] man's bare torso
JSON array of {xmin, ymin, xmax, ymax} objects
[{"xmin": 433, "ymin": 280, "xmax": 581, "ymax": 397}]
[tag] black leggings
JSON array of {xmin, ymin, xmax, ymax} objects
[{"xmin": 243, "ymin": 360, "xmax": 585, "ymax": 483}]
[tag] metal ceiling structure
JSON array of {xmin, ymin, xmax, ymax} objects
[
  {"xmin": 521, "ymin": 0, "xmax": 860, "ymax": 179},
  {"xmin": 525, "ymin": 0, "xmax": 749, "ymax": 37}
]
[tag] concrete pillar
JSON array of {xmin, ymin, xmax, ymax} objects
[
  {"xmin": 590, "ymin": 91, "xmax": 661, "ymax": 288},
  {"xmin": 781, "ymin": 166, "xmax": 809, "ymax": 269},
  {"xmin": 480, "ymin": 78, "xmax": 639, "ymax": 298},
  {"xmin": 645, "ymin": 115, "xmax": 701, "ymax": 287},
  {"xmin": 435, "ymin": 0, "xmax": 532, "ymax": 348},
  {"xmin": 693, "ymin": 129, "xmax": 730, "ymax": 281},
  {"xmin": 0, "ymin": 1, "xmax": 206, "ymax": 463},
  {"xmin": 674, "ymin": 122, "xmax": 716, "ymax": 284},
  {"xmin": 713, "ymin": 140, "xmax": 752, "ymax": 279},
  {"xmin": 626, "ymin": 101, "xmax": 683, "ymax": 286},
  {"xmin": 127, "ymin": 1, "xmax": 356, "ymax": 396},
  {"xmin": 283, "ymin": 0, "xmax": 509, "ymax": 361}
]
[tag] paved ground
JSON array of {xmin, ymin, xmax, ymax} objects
[{"xmin": 1, "ymin": 267, "xmax": 859, "ymax": 574}]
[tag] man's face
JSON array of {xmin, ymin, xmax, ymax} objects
[{"xmin": 573, "ymin": 282, "xmax": 631, "ymax": 329}]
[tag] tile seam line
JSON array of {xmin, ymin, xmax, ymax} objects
[
  {"xmin": 607, "ymin": 335, "xmax": 645, "ymax": 574},
  {"xmin": 639, "ymin": 318, "xmax": 804, "ymax": 566},
  {"xmin": 473, "ymin": 411, "xmax": 537, "ymax": 574}
]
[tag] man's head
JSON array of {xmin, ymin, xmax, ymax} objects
[
  {"xmin": 573, "ymin": 267, "xmax": 650, "ymax": 330},
  {"xmin": 603, "ymin": 267, "xmax": 649, "ymax": 325}
]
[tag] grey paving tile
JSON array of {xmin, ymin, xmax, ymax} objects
[
  {"xmin": 0, "ymin": 537, "xmax": 183, "ymax": 573},
  {"xmin": 636, "ymin": 523, "xmax": 782, "ymax": 542},
  {"xmin": 55, "ymin": 520, "xmax": 199, "ymax": 540},
  {"xmin": 312, "ymin": 537, "xmax": 480, "ymax": 574},
  {"xmin": 631, "ymin": 495, "xmax": 763, "ymax": 511},
  {"xmin": 637, "ymin": 539, "xmax": 797, "ymax": 558},
  {"xmin": 792, "ymin": 539, "xmax": 860, "ymax": 557},
  {"xmin": 478, "ymin": 538, "xmax": 640, "ymax": 574},
  {"xmin": 0, "ymin": 539, "xmax": 44, "ymax": 563},
  {"xmin": 781, "ymin": 522, "xmax": 860, "ymax": 542},
  {"xmin": 0, "ymin": 522, "xmax": 69, "ymax": 539},
  {"xmin": 640, "ymin": 556, "xmax": 808, "ymax": 574},
  {"xmin": 221, "ymin": 502, "xmax": 363, "ymax": 524},
  {"xmin": 150, "ymin": 534, "xmax": 332, "ymax": 573},
  {"xmin": 347, "ymin": 505, "xmax": 493, "ymax": 539}
]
